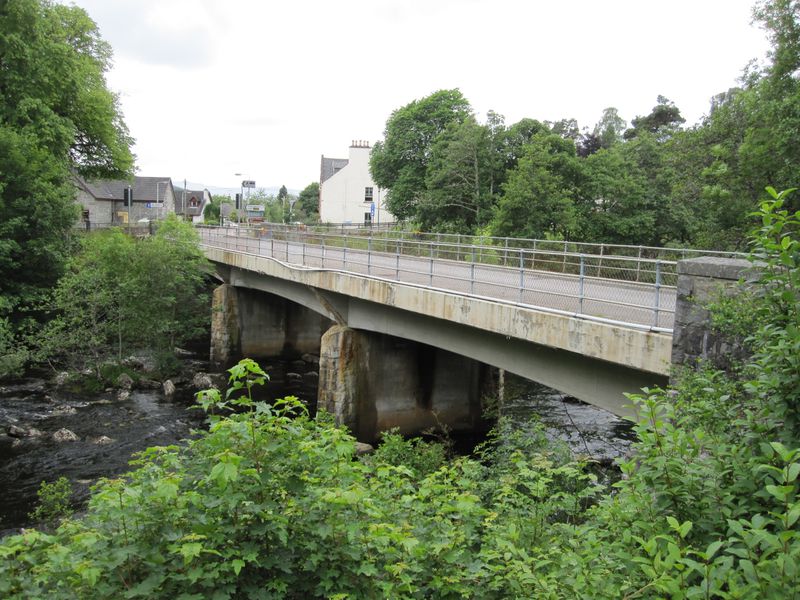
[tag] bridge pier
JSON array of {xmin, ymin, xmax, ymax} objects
[
  {"xmin": 318, "ymin": 325, "xmax": 485, "ymax": 442},
  {"xmin": 211, "ymin": 283, "xmax": 331, "ymax": 369}
]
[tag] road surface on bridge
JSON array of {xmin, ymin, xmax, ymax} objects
[{"xmin": 201, "ymin": 231, "xmax": 676, "ymax": 331}]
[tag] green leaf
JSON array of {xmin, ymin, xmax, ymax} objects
[
  {"xmin": 231, "ymin": 559, "xmax": 245, "ymax": 576},
  {"xmin": 179, "ymin": 542, "xmax": 203, "ymax": 564}
]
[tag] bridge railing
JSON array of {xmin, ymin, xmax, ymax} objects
[
  {"xmin": 245, "ymin": 222, "xmax": 743, "ymax": 266},
  {"xmin": 199, "ymin": 226, "xmax": 677, "ymax": 332}
]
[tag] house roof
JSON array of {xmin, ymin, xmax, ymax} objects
[
  {"xmin": 76, "ymin": 175, "xmax": 173, "ymax": 202},
  {"xmin": 320, "ymin": 156, "xmax": 349, "ymax": 184},
  {"xmin": 173, "ymin": 187, "xmax": 210, "ymax": 215}
]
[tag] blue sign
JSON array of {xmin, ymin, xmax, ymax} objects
[{"xmin": 370, "ymin": 202, "xmax": 375, "ymax": 217}]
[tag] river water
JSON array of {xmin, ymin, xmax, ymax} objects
[{"xmin": 0, "ymin": 363, "xmax": 633, "ymax": 536}]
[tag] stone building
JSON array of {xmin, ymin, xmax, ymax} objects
[{"xmin": 74, "ymin": 175, "xmax": 176, "ymax": 227}]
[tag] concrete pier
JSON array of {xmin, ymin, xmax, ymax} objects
[{"xmin": 318, "ymin": 325, "xmax": 484, "ymax": 442}]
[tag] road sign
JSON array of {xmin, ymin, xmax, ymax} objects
[
  {"xmin": 241, "ymin": 180, "xmax": 256, "ymax": 188},
  {"xmin": 246, "ymin": 204, "xmax": 264, "ymax": 212},
  {"xmin": 145, "ymin": 202, "xmax": 164, "ymax": 208},
  {"xmin": 370, "ymin": 202, "xmax": 376, "ymax": 217}
]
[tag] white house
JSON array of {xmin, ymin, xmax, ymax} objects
[{"xmin": 319, "ymin": 141, "xmax": 392, "ymax": 225}]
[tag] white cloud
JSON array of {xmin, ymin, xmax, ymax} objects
[{"xmin": 65, "ymin": 0, "xmax": 769, "ymax": 192}]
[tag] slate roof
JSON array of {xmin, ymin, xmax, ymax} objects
[
  {"xmin": 77, "ymin": 175, "xmax": 173, "ymax": 202},
  {"xmin": 320, "ymin": 156, "xmax": 349, "ymax": 184}
]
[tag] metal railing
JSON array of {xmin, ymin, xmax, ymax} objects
[
  {"xmin": 199, "ymin": 226, "xmax": 678, "ymax": 332},
  {"xmin": 255, "ymin": 222, "xmax": 744, "ymax": 263}
]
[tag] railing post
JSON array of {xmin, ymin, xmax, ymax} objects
[
  {"xmin": 367, "ymin": 237, "xmax": 372, "ymax": 275},
  {"xmin": 636, "ymin": 246, "xmax": 643, "ymax": 282},
  {"xmin": 579, "ymin": 254, "xmax": 585, "ymax": 314},
  {"xmin": 519, "ymin": 249, "xmax": 524, "ymax": 303},
  {"xmin": 429, "ymin": 243, "xmax": 434, "ymax": 286},
  {"xmin": 531, "ymin": 240, "xmax": 537, "ymax": 270},
  {"xmin": 271, "ymin": 237, "xmax": 274, "ymax": 257},
  {"xmin": 322, "ymin": 237, "xmax": 326, "ymax": 268},
  {"xmin": 395, "ymin": 246, "xmax": 400, "ymax": 281},
  {"xmin": 653, "ymin": 260, "xmax": 661, "ymax": 328},
  {"xmin": 343, "ymin": 244, "xmax": 347, "ymax": 270},
  {"xmin": 470, "ymin": 245, "xmax": 476, "ymax": 295},
  {"xmin": 302, "ymin": 242, "xmax": 306, "ymax": 265}
]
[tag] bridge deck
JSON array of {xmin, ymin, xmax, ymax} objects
[{"xmin": 200, "ymin": 229, "xmax": 676, "ymax": 331}]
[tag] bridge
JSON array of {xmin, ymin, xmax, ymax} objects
[{"xmin": 199, "ymin": 225, "xmax": 748, "ymax": 440}]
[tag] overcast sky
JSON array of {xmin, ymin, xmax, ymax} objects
[{"xmin": 66, "ymin": 0, "xmax": 770, "ymax": 193}]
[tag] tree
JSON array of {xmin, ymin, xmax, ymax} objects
[
  {"xmin": 204, "ymin": 195, "xmax": 234, "ymax": 224},
  {"xmin": 418, "ymin": 117, "xmax": 494, "ymax": 233},
  {"xmin": 369, "ymin": 89, "xmax": 472, "ymax": 220},
  {"xmin": 0, "ymin": 0, "xmax": 133, "ymax": 359},
  {"xmin": 593, "ymin": 107, "xmax": 627, "ymax": 149},
  {"xmin": 37, "ymin": 217, "xmax": 210, "ymax": 373},
  {"xmin": 492, "ymin": 133, "xmax": 583, "ymax": 239},
  {"xmin": 624, "ymin": 96, "xmax": 685, "ymax": 140},
  {"xmin": 580, "ymin": 147, "xmax": 655, "ymax": 244},
  {"xmin": 295, "ymin": 182, "xmax": 320, "ymax": 222}
]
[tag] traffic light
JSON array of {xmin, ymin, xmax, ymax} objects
[
  {"xmin": 235, "ymin": 193, "xmax": 241, "ymax": 210},
  {"xmin": 123, "ymin": 187, "xmax": 132, "ymax": 205}
]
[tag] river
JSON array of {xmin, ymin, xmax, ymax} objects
[{"xmin": 0, "ymin": 361, "xmax": 633, "ymax": 536}]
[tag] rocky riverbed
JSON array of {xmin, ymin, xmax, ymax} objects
[{"xmin": 0, "ymin": 355, "xmax": 322, "ymax": 536}]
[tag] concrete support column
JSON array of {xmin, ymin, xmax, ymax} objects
[
  {"xmin": 672, "ymin": 257, "xmax": 757, "ymax": 373},
  {"xmin": 318, "ymin": 325, "xmax": 484, "ymax": 442},
  {"xmin": 210, "ymin": 283, "xmax": 240, "ymax": 369},
  {"xmin": 213, "ymin": 286, "xmax": 332, "ymax": 369}
]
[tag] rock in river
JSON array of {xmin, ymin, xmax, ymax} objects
[{"xmin": 52, "ymin": 428, "xmax": 79, "ymax": 443}]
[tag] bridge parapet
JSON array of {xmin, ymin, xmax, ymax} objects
[{"xmin": 671, "ymin": 256, "xmax": 758, "ymax": 372}]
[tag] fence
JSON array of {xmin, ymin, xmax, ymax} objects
[{"xmin": 199, "ymin": 226, "xmax": 678, "ymax": 332}]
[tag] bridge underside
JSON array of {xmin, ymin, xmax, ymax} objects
[{"xmin": 218, "ymin": 265, "xmax": 668, "ymax": 419}]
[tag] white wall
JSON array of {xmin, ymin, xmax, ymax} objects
[{"xmin": 320, "ymin": 145, "xmax": 393, "ymax": 224}]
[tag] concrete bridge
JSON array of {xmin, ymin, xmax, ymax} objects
[{"xmin": 200, "ymin": 226, "xmax": 749, "ymax": 441}]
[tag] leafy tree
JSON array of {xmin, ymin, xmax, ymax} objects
[
  {"xmin": 593, "ymin": 106, "xmax": 627, "ymax": 149},
  {"xmin": 496, "ymin": 117, "xmax": 549, "ymax": 174},
  {"xmin": 576, "ymin": 131, "xmax": 602, "ymax": 158},
  {"xmin": 370, "ymin": 89, "xmax": 472, "ymax": 220},
  {"xmin": 624, "ymin": 95, "xmax": 686, "ymax": 140},
  {"xmin": 0, "ymin": 0, "xmax": 133, "ymax": 369},
  {"xmin": 546, "ymin": 117, "xmax": 580, "ymax": 140},
  {"xmin": 295, "ymin": 182, "xmax": 320, "ymax": 223},
  {"xmin": 37, "ymin": 217, "xmax": 210, "ymax": 374},
  {"xmin": 203, "ymin": 194, "xmax": 233, "ymax": 224},
  {"xmin": 418, "ymin": 117, "xmax": 494, "ymax": 233},
  {"xmin": 580, "ymin": 147, "xmax": 655, "ymax": 244},
  {"xmin": 492, "ymin": 133, "xmax": 583, "ymax": 239}
]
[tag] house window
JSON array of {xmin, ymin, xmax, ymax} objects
[
  {"xmin": 364, "ymin": 212, "xmax": 372, "ymax": 225},
  {"xmin": 364, "ymin": 187, "xmax": 373, "ymax": 202},
  {"xmin": 189, "ymin": 196, "xmax": 199, "ymax": 207}
]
